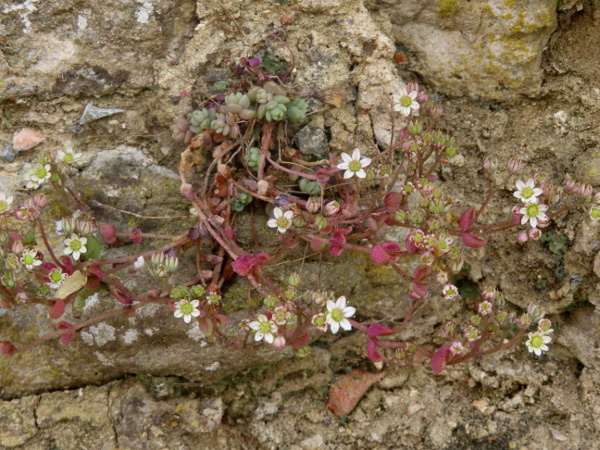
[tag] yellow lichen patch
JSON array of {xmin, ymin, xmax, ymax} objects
[{"xmin": 438, "ymin": 0, "xmax": 460, "ymax": 18}]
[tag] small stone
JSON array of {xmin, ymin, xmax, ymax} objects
[
  {"xmin": 295, "ymin": 126, "xmax": 327, "ymax": 159},
  {"xmin": 406, "ymin": 402, "xmax": 424, "ymax": 416},
  {"xmin": 549, "ymin": 427, "xmax": 568, "ymax": 441},
  {"xmin": 12, "ymin": 128, "xmax": 45, "ymax": 150},
  {"xmin": 1, "ymin": 143, "xmax": 16, "ymax": 162}
]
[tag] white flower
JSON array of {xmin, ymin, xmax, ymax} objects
[
  {"xmin": 27, "ymin": 164, "xmax": 52, "ymax": 189},
  {"xmin": 449, "ymin": 341, "xmax": 464, "ymax": 356},
  {"xmin": 311, "ymin": 313, "xmax": 328, "ymax": 332},
  {"xmin": 57, "ymin": 149, "xmax": 82, "ymax": 164},
  {"xmin": 47, "ymin": 267, "xmax": 68, "ymax": 289},
  {"xmin": 336, "ymin": 149, "xmax": 371, "ymax": 179},
  {"xmin": 525, "ymin": 330, "xmax": 551, "ymax": 356},
  {"xmin": 514, "ymin": 179, "xmax": 543, "ymax": 204},
  {"xmin": 267, "ymin": 207, "xmax": 294, "ymax": 233},
  {"xmin": 0, "ymin": 192, "xmax": 14, "ymax": 214},
  {"xmin": 64, "ymin": 233, "xmax": 88, "ymax": 260},
  {"xmin": 590, "ymin": 205, "xmax": 600, "ymax": 221},
  {"xmin": 174, "ymin": 299, "xmax": 201, "ymax": 323},
  {"xmin": 248, "ymin": 314, "xmax": 278, "ymax": 343},
  {"xmin": 442, "ymin": 284, "xmax": 459, "ymax": 300},
  {"xmin": 392, "ymin": 87, "xmax": 420, "ymax": 116},
  {"xmin": 325, "ymin": 296, "xmax": 356, "ymax": 334},
  {"xmin": 519, "ymin": 203, "xmax": 549, "ymax": 228},
  {"xmin": 478, "ymin": 301, "xmax": 493, "ymax": 316},
  {"xmin": 21, "ymin": 248, "xmax": 42, "ymax": 270}
]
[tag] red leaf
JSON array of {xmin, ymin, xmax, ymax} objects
[
  {"xmin": 370, "ymin": 245, "xmax": 390, "ymax": 265},
  {"xmin": 367, "ymin": 341, "xmax": 385, "ymax": 363},
  {"xmin": 0, "ymin": 341, "xmax": 16, "ymax": 356},
  {"xmin": 310, "ymin": 238, "xmax": 326, "ymax": 252},
  {"xmin": 367, "ymin": 323, "xmax": 394, "ymax": 338},
  {"xmin": 327, "ymin": 369, "xmax": 387, "ymax": 416},
  {"xmin": 431, "ymin": 345, "xmax": 451, "ymax": 374},
  {"xmin": 49, "ymin": 299, "xmax": 65, "ymax": 319},
  {"xmin": 459, "ymin": 207, "xmax": 476, "ymax": 232},
  {"xmin": 199, "ymin": 317, "xmax": 214, "ymax": 338},
  {"xmin": 288, "ymin": 329, "xmax": 310, "ymax": 349},
  {"xmin": 461, "ymin": 233, "xmax": 486, "ymax": 248},
  {"xmin": 384, "ymin": 192, "xmax": 402, "ymax": 213},
  {"xmin": 59, "ymin": 332, "xmax": 73, "ymax": 346}
]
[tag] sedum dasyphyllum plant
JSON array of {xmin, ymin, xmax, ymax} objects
[{"xmin": 1, "ymin": 50, "xmax": 598, "ymax": 376}]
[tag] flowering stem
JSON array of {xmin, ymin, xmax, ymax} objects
[{"xmin": 36, "ymin": 217, "xmax": 66, "ymax": 271}]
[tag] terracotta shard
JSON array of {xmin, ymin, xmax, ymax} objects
[{"xmin": 327, "ymin": 369, "xmax": 387, "ymax": 417}]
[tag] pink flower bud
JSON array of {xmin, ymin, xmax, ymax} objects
[
  {"xmin": 528, "ymin": 228, "xmax": 542, "ymax": 240},
  {"xmin": 518, "ymin": 231, "xmax": 528, "ymax": 243},
  {"xmin": 482, "ymin": 158, "xmax": 497, "ymax": 172},
  {"xmin": 33, "ymin": 195, "xmax": 48, "ymax": 207},
  {"xmin": 272, "ymin": 336, "xmax": 286, "ymax": 350},
  {"xmin": 370, "ymin": 245, "xmax": 390, "ymax": 265},
  {"xmin": 507, "ymin": 158, "xmax": 522, "ymax": 173}
]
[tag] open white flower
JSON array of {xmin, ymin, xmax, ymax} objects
[
  {"xmin": 21, "ymin": 248, "xmax": 42, "ymax": 270},
  {"xmin": 64, "ymin": 233, "xmax": 88, "ymax": 260},
  {"xmin": 248, "ymin": 314, "xmax": 278, "ymax": 343},
  {"xmin": 27, "ymin": 164, "xmax": 52, "ymax": 190},
  {"xmin": 267, "ymin": 207, "xmax": 294, "ymax": 233},
  {"xmin": 0, "ymin": 191, "xmax": 14, "ymax": 214},
  {"xmin": 525, "ymin": 330, "xmax": 551, "ymax": 356},
  {"xmin": 514, "ymin": 179, "xmax": 543, "ymax": 204},
  {"xmin": 336, "ymin": 149, "xmax": 371, "ymax": 179},
  {"xmin": 325, "ymin": 296, "xmax": 356, "ymax": 334},
  {"xmin": 393, "ymin": 87, "xmax": 420, "ymax": 116},
  {"xmin": 519, "ymin": 203, "xmax": 548, "ymax": 228},
  {"xmin": 174, "ymin": 299, "xmax": 201, "ymax": 323},
  {"xmin": 57, "ymin": 149, "xmax": 82, "ymax": 164}
]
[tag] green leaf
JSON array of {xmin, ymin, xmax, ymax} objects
[{"xmin": 84, "ymin": 236, "xmax": 103, "ymax": 260}]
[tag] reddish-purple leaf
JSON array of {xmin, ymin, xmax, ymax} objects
[
  {"xmin": 367, "ymin": 323, "xmax": 394, "ymax": 339},
  {"xmin": 288, "ymin": 329, "xmax": 310, "ymax": 349},
  {"xmin": 49, "ymin": 299, "xmax": 65, "ymax": 319},
  {"xmin": 370, "ymin": 245, "xmax": 390, "ymax": 265},
  {"xmin": 367, "ymin": 341, "xmax": 384, "ymax": 363},
  {"xmin": 384, "ymin": 192, "xmax": 402, "ymax": 213},
  {"xmin": 459, "ymin": 207, "xmax": 476, "ymax": 232},
  {"xmin": 431, "ymin": 345, "xmax": 451, "ymax": 374},
  {"xmin": 461, "ymin": 233, "xmax": 486, "ymax": 248}
]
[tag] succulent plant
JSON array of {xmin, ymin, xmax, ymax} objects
[
  {"xmin": 231, "ymin": 189, "xmax": 253, "ymax": 212},
  {"xmin": 224, "ymin": 93, "xmax": 251, "ymax": 113},
  {"xmin": 257, "ymin": 95, "xmax": 290, "ymax": 122},
  {"xmin": 286, "ymin": 97, "xmax": 308, "ymax": 123},
  {"xmin": 246, "ymin": 147, "xmax": 261, "ymax": 171},
  {"xmin": 171, "ymin": 118, "xmax": 194, "ymax": 144},
  {"xmin": 299, "ymin": 177, "xmax": 320, "ymax": 194},
  {"xmin": 211, "ymin": 112, "xmax": 240, "ymax": 138},
  {"xmin": 190, "ymin": 108, "xmax": 217, "ymax": 134}
]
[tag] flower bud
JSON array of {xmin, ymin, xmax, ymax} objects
[
  {"xmin": 77, "ymin": 220, "xmax": 95, "ymax": 236},
  {"xmin": 305, "ymin": 197, "xmax": 320, "ymax": 214},
  {"xmin": 171, "ymin": 285, "xmax": 190, "ymax": 300},
  {"xmin": 482, "ymin": 157, "xmax": 497, "ymax": 172},
  {"xmin": 289, "ymin": 215, "xmax": 304, "ymax": 230},
  {"xmin": 324, "ymin": 200, "xmax": 340, "ymax": 217},
  {"xmin": 507, "ymin": 158, "xmax": 522, "ymax": 173},
  {"xmin": 406, "ymin": 342, "xmax": 417, "ymax": 353},
  {"xmin": 408, "ymin": 120, "xmax": 423, "ymax": 135},
  {"xmin": 470, "ymin": 314, "xmax": 482, "ymax": 326},
  {"xmin": 495, "ymin": 310, "xmax": 508, "ymax": 324},
  {"xmin": 207, "ymin": 292, "xmax": 221, "ymax": 304},
  {"xmin": 394, "ymin": 348, "xmax": 407, "ymax": 361},
  {"xmin": 394, "ymin": 210, "xmax": 408, "ymax": 222},
  {"xmin": 264, "ymin": 295, "xmax": 278, "ymax": 308},
  {"xmin": 538, "ymin": 318, "xmax": 553, "ymax": 333},
  {"xmin": 272, "ymin": 336, "xmax": 286, "ymax": 350},
  {"xmin": 313, "ymin": 215, "xmax": 328, "ymax": 230},
  {"xmin": 191, "ymin": 285, "xmax": 206, "ymax": 298},
  {"xmin": 288, "ymin": 273, "xmax": 301, "ymax": 287}
]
